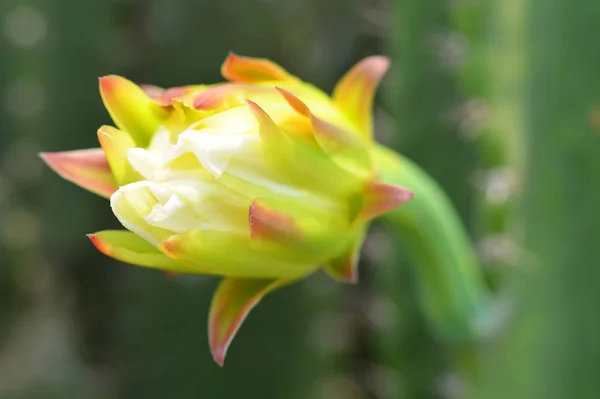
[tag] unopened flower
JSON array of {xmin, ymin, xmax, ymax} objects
[{"xmin": 41, "ymin": 54, "xmax": 413, "ymax": 365}]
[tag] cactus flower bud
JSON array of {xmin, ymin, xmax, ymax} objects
[{"xmin": 41, "ymin": 54, "xmax": 413, "ymax": 365}]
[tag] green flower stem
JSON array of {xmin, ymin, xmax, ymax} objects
[{"xmin": 374, "ymin": 144, "xmax": 493, "ymax": 342}]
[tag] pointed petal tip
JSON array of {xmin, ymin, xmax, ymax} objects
[
  {"xmin": 345, "ymin": 270, "xmax": 359, "ymax": 284},
  {"xmin": 363, "ymin": 55, "xmax": 391, "ymax": 73},
  {"xmin": 275, "ymin": 87, "xmax": 310, "ymax": 117},
  {"xmin": 245, "ymin": 100, "xmax": 282, "ymax": 138},
  {"xmin": 211, "ymin": 346, "xmax": 227, "ymax": 367},
  {"xmin": 324, "ymin": 233, "xmax": 366, "ymax": 285},
  {"xmin": 222, "ymin": 53, "xmax": 294, "ymax": 83},
  {"xmin": 208, "ymin": 278, "xmax": 288, "ymax": 368},
  {"xmin": 98, "ymin": 75, "xmax": 122, "ymax": 94},
  {"xmin": 38, "ymin": 151, "xmax": 50, "ymax": 162},
  {"xmin": 327, "ymin": 267, "xmax": 358, "ymax": 284},
  {"xmin": 39, "ymin": 149, "xmax": 117, "ymax": 198},
  {"xmin": 87, "ymin": 233, "xmax": 109, "ymax": 255},
  {"xmin": 39, "ymin": 151, "xmax": 65, "ymax": 166},
  {"xmin": 360, "ymin": 182, "xmax": 414, "ymax": 220},
  {"xmin": 333, "ymin": 55, "xmax": 391, "ymax": 137},
  {"xmin": 96, "ymin": 125, "xmax": 110, "ymax": 141},
  {"xmin": 224, "ymin": 51, "xmax": 239, "ymax": 63},
  {"xmin": 244, "ymin": 98, "xmax": 259, "ymax": 110}
]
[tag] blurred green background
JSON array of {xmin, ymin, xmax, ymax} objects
[{"xmin": 1, "ymin": 0, "xmax": 600, "ymax": 398}]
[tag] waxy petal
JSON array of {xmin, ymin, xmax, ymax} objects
[
  {"xmin": 88, "ymin": 230, "xmax": 188, "ymax": 271},
  {"xmin": 359, "ymin": 181, "xmax": 414, "ymax": 221},
  {"xmin": 99, "ymin": 75, "xmax": 169, "ymax": 146},
  {"xmin": 97, "ymin": 125, "xmax": 141, "ymax": 185},
  {"xmin": 40, "ymin": 149, "xmax": 117, "ymax": 198},
  {"xmin": 332, "ymin": 56, "xmax": 390, "ymax": 138},
  {"xmin": 324, "ymin": 228, "xmax": 367, "ymax": 284},
  {"xmin": 209, "ymin": 277, "xmax": 290, "ymax": 366},
  {"xmin": 221, "ymin": 53, "xmax": 296, "ymax": 83}
]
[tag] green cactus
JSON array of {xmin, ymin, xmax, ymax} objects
[{"xmin": 467, "ymin": 0, "xmax": 600, "ymax": 397}]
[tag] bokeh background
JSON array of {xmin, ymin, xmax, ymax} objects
[{"xmin": 1, "ymin": 0, "xmax": 600, "ymax": 398}]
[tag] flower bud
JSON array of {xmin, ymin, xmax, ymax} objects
[{"xmin": 41, "ymin": 53, "xmax": 413, "ymax": 365}]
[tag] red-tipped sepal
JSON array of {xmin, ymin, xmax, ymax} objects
[
  {"xmin": 208, "ymin": 278, "xmax": 290, "ymax": 366},
  {"xmin": 88, "ymin": 230, "xmax": 186, "ymax": 271},
  {"xmin": 358, "ymin": 181, "xmax": 414, "ymax": 221},
  {"xmin": 332, "ymin": 56, "xmax": 390, "ymax": 138},
  {"xmin": 249, "ymin": 199, "xmax": 302, "ymax": 242},
  {"xmin": 40, "ymin": 148, "xmax": 117, "ymax": 198},
  {"xmin": 324, "ymin": 228, "xmax": 367, "ymax": 284},
  {"xmin": 221, "ymin": 53, "xmax": 296, "ymax": 83}
]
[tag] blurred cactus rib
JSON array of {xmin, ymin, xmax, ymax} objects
[
  {"xmin": 466, "ymin": 0, "xmax": 600, "ymax": 398},
  {"xmin": 374, "ymin": 0, "xmax": 480, "ymax": 397}
]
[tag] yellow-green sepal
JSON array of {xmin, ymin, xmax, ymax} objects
[
  {"xmin": 333, "ymin": 56, "xmax": 390, "ymax": 139},
  {"xmin": 88, "ymin": 230, "xmax": 190, "ymax": 272},
  {"xmin": 324, "ymin": 226, "xmax": 368, "ymax": 284},
  {"xmin": 99, "ymin": 75, "xmax": 169, "ymax": 146},
  {"xmin": 97, "ymin": 125, "xmax": 142, "ymax": 185},
  {"xmin": 208, "ymin": 277, "xmax": 292, "ymax": 366},
  {"xmin": 159, "ymin": 230, "xmax": 316, "ymax": 279}
]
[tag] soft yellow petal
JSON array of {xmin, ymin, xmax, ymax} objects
[{"xmin": 97, "ymin": 125, "xmax": 142, "ymax": 185}]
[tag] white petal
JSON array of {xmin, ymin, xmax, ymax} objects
[
  {"xmin": 145, "ymin": 192, "xmax": 209, "ymax": 233},
  {"xmin": 110, "ymin": 182, "xmax": 165, "ymax": 245},
  {"xmin": 199, "ymin": 106, "xmax": 256, "ymax": 135},
  {"xmin": 175, "ymin": 130, "xmax": 260, "ymax": 178}
]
